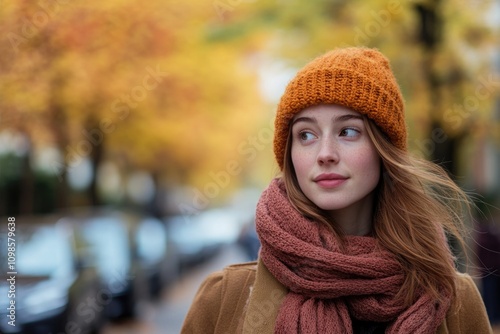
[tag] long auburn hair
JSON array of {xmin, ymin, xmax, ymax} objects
[{"xmin": 282, "ymin": 115, "xmax": 470, "ymax": 307}]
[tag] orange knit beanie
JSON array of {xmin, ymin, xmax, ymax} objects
[{"xmin": 274, "ymin": 47, "xmax": 407, "ymax": 170}]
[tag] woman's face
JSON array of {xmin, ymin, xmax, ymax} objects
[{"xmin": 291, "ymin": 104, "xmax": 381, "ymax": 222}]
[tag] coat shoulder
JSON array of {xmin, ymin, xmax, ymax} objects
[
  {"xmin": 440, "ymin": 273, "xmax": 492, "ymax": 334},
  {"xmin": 224, "ymin": 261, "xmax": 258, "ymax": 273}
]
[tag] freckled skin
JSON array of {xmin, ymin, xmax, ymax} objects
[{"xmin": 291, "ymin": 104, "xmax": 381, "ymax": 235}]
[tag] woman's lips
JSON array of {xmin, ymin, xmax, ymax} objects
[{"xmin": 314, "ymin": 173, "xmax": 348, "ymax": 188}]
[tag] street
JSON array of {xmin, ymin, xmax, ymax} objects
[{"xmin": 101, "ymin": 244, "xmax": 249, "ymax": 334}]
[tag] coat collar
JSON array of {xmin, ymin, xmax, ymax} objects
[{"xmin": 242, "ymin": 259, "xmax": 287, "ymax": 333}]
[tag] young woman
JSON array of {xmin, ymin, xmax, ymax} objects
[{"xmin": 181, "ymin": 47, "xmax": 492, "ymax": 333}]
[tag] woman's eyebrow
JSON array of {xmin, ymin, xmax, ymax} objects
[
  {"xmin": 334, "ymin": 113, "xmax": 363, "ymax": 122},
  {"xmin": 292, "ymin": 116, "xmax": 316, "ymax": 126}
]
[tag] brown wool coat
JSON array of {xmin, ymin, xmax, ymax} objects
[{"xmin": 181, "ymin": 259, "xmax": 493, "ymax": 334}]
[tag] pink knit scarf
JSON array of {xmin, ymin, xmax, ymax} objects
[{"xmin": 255, "ymin": 179, "xmax": 451, "ymax": 334}]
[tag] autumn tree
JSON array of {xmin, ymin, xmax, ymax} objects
[
  {"xmin": 0, "ymin": 0, "xmax": 267, "ymax": 214},
  {"xmin": 213, "ymin": 0, "xmax": 497, "ymax": 177}
]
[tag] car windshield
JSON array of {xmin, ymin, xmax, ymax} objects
[
  {"xmin": 80, "ymin": 217, "xmax": 131, "ymax": 277},
  {"xmin": 136, "ymin": 218, "xmax": 167, "ymax": 265},
  {"xmin": 0, "ymin": 224, "xmax": 74, "ymax": 278}
]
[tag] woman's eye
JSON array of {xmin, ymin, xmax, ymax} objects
[
  {"xmin": 299, "ymin": 131, "xmax": 315, "ymax": 141},
  {"xmin": 339, "ymin": 128, "xmax": 359, "ymax": 137}
]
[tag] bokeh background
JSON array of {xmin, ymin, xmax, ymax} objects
[{"xmin": 1, "ymin": 0, "xmax": 500, "ymax": 333}]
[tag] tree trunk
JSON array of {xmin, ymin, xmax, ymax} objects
[
  {"xmin": 88, "ymin": 122, "xmax": 104, "ymax": 207},
  {"xmin": 414, "ymin": 1, "xmax": 459, "ymax": 177},
  {"xmin": 19, "ymin": 150, "xmax": 34, "ymax": 214},
  {"xmin": 50, "ymin": 87, "xmax": 70, "ymax": 209},
  {"xmin": 414, "ymin": 1, "xmax": 467, "ymax": 272}
]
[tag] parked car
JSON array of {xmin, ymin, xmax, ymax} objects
[
  {"xmin": 62, "ymin": 207, "xmax": 178, "ymax": 317},
  {"xmin": 166, "ymin": 214, "xmax": 219, "ymax": 268},
  {"xmin": 237, "ymin": 219, "xmax": 261, "ymax": 261},
  {"xmin": 166, "ymin": 207, "xmax": 246, "ymax": 269},
  {"xmin": 0, "ymin": 215, "xmax": 105, "ymax": 334},
  {"xmin": 134, "ymin": 215, "xmax": 179, "ymax": 298}
]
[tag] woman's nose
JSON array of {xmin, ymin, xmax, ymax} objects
[{"xmin": 317, "ymin": 138, "xmax": 339, "ymax": 165}]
